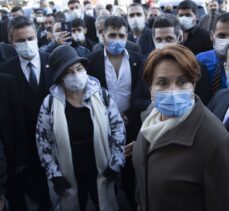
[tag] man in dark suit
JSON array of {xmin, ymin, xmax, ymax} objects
[
  {"xmin": 0, "ymin": 73, "xmax": 28, "ymax": 211},
  {"xmin": 127, "ymin": 3, "xmax": 155, "ymax": 55},
  {"xmin": 0, "ymin": 43, "xmax": 17, "ymax": 63},
  {"xmin": 86, "ymin": 16, "xmax": 143, "ymax": 211},
  {"xmin": 67, "ymin": 0, "xmax": 97, "ymax": 42},
  {"xmin": 208, "ymin": 89, "xmax": 229, "ymax": 128},
  {"xmin": 0, "ymin": 16, "xmax": 53, "ymax": 211}
]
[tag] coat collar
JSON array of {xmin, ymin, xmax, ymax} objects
[{"xmin": 147, "ymin": 96, "xmax": 204, "ymax": 154}]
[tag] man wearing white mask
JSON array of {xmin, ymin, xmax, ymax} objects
[
  {"xmin": 127, "ymin": 3, "xmax": 155, "ymax": 56},
  {"xmin": 0, "ymin": 16, "xmax": 53, "ymax": 211},
  {"xmin": 67, "ymin": 0, "xmax": 97, "ymax": 42},
  {"xmin": 71, "ymin": 17, "xmax": 95, "ymax": 50},
  {"xmin": 177, "ymin": 0, "xmax": 213, "ymax": 55},
  {"xmin": 84, "ymin": 3, "xmax": 95, "ymax": 18},
  {"xmin": 133, "ymin": 14, "xmax": 211, "ymax": 116},
  {"xmin": 197, "ymin": 13, "xmax": 229, "ymax": 98}
]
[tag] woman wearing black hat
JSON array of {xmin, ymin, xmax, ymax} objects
[{"xmin": 36, "ymin": 45, "xmax": 126, "ymax": 211}]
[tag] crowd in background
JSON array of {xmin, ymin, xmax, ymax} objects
[{"xmin": 0, "ymin": 0, "xmax": 229, "ymax": 210}]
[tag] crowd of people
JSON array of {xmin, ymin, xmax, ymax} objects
[{"xmin": 0, "ymin": 0, "xmax": 229, "ymax": 211}]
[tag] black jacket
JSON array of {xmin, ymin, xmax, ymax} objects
[
  {"xmin": 208, "ymin": 88, "xmax": 229, "ymax": 121},
  {"xmin": 0, "ymin": 73, "xmax": 27, "ymax": 169},
  {"xmin": 183, "ymin": 25, "xmax": 213, "ymax": 55},
  {"xmin": 0, "ymin": 53, "xmax": 53, "ymax": 166},
  {"xmin": 0, "ymin": 139, "xmax": 7, "ymax": 197},
  {"xmin": 0, "ymin": 43, "xmax": 17, "ymax": 63},
  {"xmin": 128, "ymin": 27, "xmax": 155, "ymax": 55},
  {"xmin": 86, "ymin": 49, "xmax": 143, "ymax": 140},
  {"xmin": 84, "ymin": 14, "xmax": 98, "ymax": 43}
]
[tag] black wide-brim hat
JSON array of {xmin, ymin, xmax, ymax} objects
[{"xmin": 49, "ymin": 45, "xmax": 89, "ymax": 82}]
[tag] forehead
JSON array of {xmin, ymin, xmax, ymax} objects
[
  {"xmin": 177, "ymin": 8, "xmax": 195, "ymax": 15},
  {"xmin": 153, "ymin": 59, "xmax": 184, "ymax": 79},
  {"xmin": 69, "ymin": 2, "xmax": 80, "ymax": 7},
  {"xmin": 149, "ymin": 8, "xmax": 160, "ymax": 14},
  {"xmin": 12, "ymin": 26, "xmax": 36, "ymax": 41},
  {"xmin": 154, "ymin": 27, "xmax": 176, "ymax": 37},
  {"xmin": 128, "ymin": 6, "xmax": 144, "ymax": 14},
  {"xmin": 214, "ymin": 21, "xmax": 229, "ymax": 34},
  {"xmin": 208, "ymin": 1, "xmax": 218, "ymax": 7},
  {"xmin": 104, "ymin": 26, "xmax": 127, "ymax": 35}
]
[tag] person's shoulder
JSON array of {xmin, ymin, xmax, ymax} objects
[
  {"xmin": 87, "ymin": 49, "xmax": 103, "ymax": 60},
  {"xmin": 195, "ymin": 25, "xmax": 211, "ymax": 36},
  {"xmin": 196, "ymin": 49, "xmax": 214, "ymax": 60}
]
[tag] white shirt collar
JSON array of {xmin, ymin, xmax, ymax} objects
[{"xmin": 104, "ymin": 47, "xmax": 129, "ymax": 60}]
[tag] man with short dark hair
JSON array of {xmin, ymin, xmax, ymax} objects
[
  {"xmin": 92, "ymin": 15, "xmax": 141, "ymax": 53},
  {"xmin": 177, "ymin": 0, "xmax": 213, "ymax": 54},
  {"xmin": 127, "ymin": 3, "xmax": 155, "ymax": 55},
  {"xmin": 71, "ymin": 17, "xmax": 95, "ymax": 50},
  {"xmin": 87, "ymin": 16, "xmax": 143, "ymax": 211},
  {"xmin": 11, "ymin": 6, "xmax": 24, "ymax": 18},
  {"xmin": 0, "ymin": 16, "xmax": 53, "ymax": 211}
]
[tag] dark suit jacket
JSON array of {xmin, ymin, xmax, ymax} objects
[
  {"xmin": 128, "ymin": 27, "xmax": 155, "ymax": 56},
  {"xmin": 86, "ymin": 49, "xmax": 143, "ymax": 140},
  {"xmin": 92, "ymin": 40, "xmax": 142, "ymax": 54},
  {"xmin": 84, "ymin": 14, "xmax": 98, "ymax": 43},
  {"xmin": 0, "ymin": 43, "xmax": 17, "ymax": 63},
  {"xmin": 0, "ymin": 52, "xmax": 53, "ymax": 166},
  {"xmin": 208, "ymin": 88, "xmax": 229, "ymax": 121}
]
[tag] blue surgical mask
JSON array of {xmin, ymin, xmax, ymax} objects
[
  {"xmin": 153, "ymin": 89, "xmax": 194, "ymax": 117},
  {"xmin": 106, "ymin": 40, "xmax": 126, "ymax": 55}
]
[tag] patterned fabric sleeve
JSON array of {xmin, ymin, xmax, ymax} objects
[
  {"xmin": 105, "ymin": 90, "xmax": 126, "ymax": 172},
  {"xmin": 36, "ymin": 95, "xmax": 63, "ymax": 180}
]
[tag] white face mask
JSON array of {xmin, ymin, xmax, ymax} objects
[
  {"xmin": 128, "ymin": 17, "xmax": 145, "ymax": 33},
  {"xmin": 214, "ymin": 38, "xmax": 229, "ymax": 56},
  {"xmin": 72, "ymin": 9, "xmax": 82, "ymax": 18},
  {"xmin": 96, "ymin": 32, "xmax": 104, "ymax": 44},
  {"xmin": 85, "ymin": 9, "xmax": 94, "ymax": 17},
  {"xmin": 63, "ymin": 71, "xmax": 88, "ymax": 92},
  {"xmin": 36, "ymin": 16, "xmax": 44, "ymax": 23},
  {"xmin": 72, "ymin": 32, "xmax": 85, "ymax": 42},
  {"xmin": 15, "ymin": 39, "xmax": 38, "ymax": 59},
  {"xmin": 178, "ymin": 16, "xmax": 194, "ymax": 30}
]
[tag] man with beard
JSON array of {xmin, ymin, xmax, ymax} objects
[{"xmin": 38, "ymin": 14, "xmax": 56, "ymax": 47}]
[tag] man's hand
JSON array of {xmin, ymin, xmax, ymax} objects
[
  {"xmin": 121, "ymin": 113, "xmax": 129, "ymax": 125},
  {"xmin": 46, "ymin": 31, "xmax": 53, "ymax": 41},
  {"xmin": 53, "ymin": 31, "xmax": 71, "ymax": 45},
  {"xmin": 125, "ymin": 141, "xmax": 136, "ymax": 158}
]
